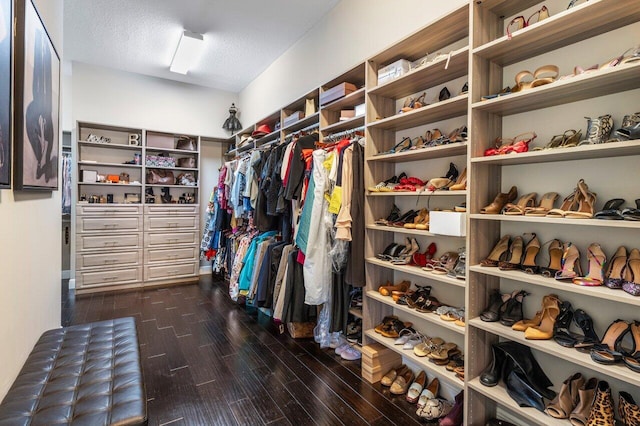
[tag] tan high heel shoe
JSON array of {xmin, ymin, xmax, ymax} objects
[
  {"xmin": 480, "ymin": 235, "xmax": 511, "ymax": 267},
  {"xmin": 547, "ymin": 187, "xmax": 580, "ymax": 218},
  {"xmin": 524, "ymin": 192, "xmax": 559, "ymax": 216},
  {"xmin": 555, "ymin": 243, "xmax": 582, "ymax": 281},
  {"xmin": 481, "ymin": 186, "xmax": 518, "ymax": 214},
  {"xmin": 524, "ymin": 294, "xmax": 561, "ymax": 340},
  {"xmin": 512, "ymin": 294, "xmax": 559, "ymax": 332},
  {"xmin": 503, "ymin": 192, "xmax": 538, "ymax": 215},
  {"xmin": 405, "ymin": 208, "xmax": 428, "ymax": 229},
  {"xmin": 545, "ymin": 373, "xmax": 585, "ymax": 419},
  {"xmin": 449, "ymin": 167, "xmax": 467, "ymax": 191},
  {"xmin": 565, "ymin": 179, "xmax": 596, "ymax": 219}
]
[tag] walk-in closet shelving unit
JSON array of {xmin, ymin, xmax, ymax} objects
[
  {"xmin": 75, "ymin": 122, "xmax": 201, "ymax": 294},
  {"xmin": 467, "ymin": 0, "xmax": 640, "ymax": 424},
  {"xmin": 319, "ymin": 63, "xmax": 366, "ymax": 139},
  {"xmin": 363, "ymin": 3, "xmax": 470, "ymax": 397}
]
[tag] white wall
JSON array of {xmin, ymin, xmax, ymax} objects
[
  {"xmin": 239, "ymin": 0, "xmax": 467, "ymax": 124},
  {"xmin": 0, "ymin": 0, "xmax": 64, "ymax": 398},
  {"xmin": 72, "ymin": 62, "xmax": 237, "ymax": 138}
]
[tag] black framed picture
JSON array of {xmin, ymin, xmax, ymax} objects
[
  {"xmin": 14, "ymin": 0, "xmax": 60, "ymax": 190},
  {"xmin": 0, "ymin": 0, "xmax": 11, "ymax": 188}
]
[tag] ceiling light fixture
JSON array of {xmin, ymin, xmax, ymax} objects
[{"xmin": 169, "ymin": 30, "xmax": 204, "ymax": 74}]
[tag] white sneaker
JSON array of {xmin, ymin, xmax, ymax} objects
[
  {"xmin": 329, "ymin": 334, "xmax": 347, "ymax": 349},
  {"xmin": 340, "ymin": 346, "xmax": 362, "ymax": 361},
  {"xmin": 335, "ymin": 342, "xmax": 351, "ymax": 355}
]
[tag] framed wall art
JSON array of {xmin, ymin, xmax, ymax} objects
[
  {"xmin": 14, "ymin": 0, "xmax": 60, "ymax": 190},
  {"xmin": 0, "ymin": 0, "xmax": 11, "ymax": 188}
]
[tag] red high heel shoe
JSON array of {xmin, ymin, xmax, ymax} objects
[
  {"xmin": 412, "ymin": 242, "xmax": 437, "ymax": 267},
  {"xmin": 510, "ymin": 132, "xmax": 537, "ymax": 153}
]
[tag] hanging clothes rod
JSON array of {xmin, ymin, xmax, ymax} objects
[
  {"xmin": 323, "ymin": 125, "xmax": 365, "ymax": 141},
  {"xmin": 284, "ymin": 122, "xmax": 320, "ymax": 140}
]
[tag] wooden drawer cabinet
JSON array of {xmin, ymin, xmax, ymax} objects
[
  {"xmin": 77, "ymin": 204, "xmax": 141, "ymax": 216},
  {"xmin": 144, "ymin": 205, "xmax": 199, "ymax": 215},
  {"xmin": 144, "ymin": 231, "xmax": 199, "ymax": 247},
  {"xmin": 76, "ymin": 232, "xmax": 142, "ymax": 251},
  {"xmin": 144, "ymin": 261, "xmax": 198, "ymax": 282},
  {"xmin": 77, "ymin": 216, "xmax": 141, "ymax": 233},
  {"xmin": 76, "ymin": 266, "xmax": 142, "ymax": 288},
  {"xmin": 144, "ymin": 246, "xmax": 198, "ymax": 264},
  {"xmin": 143, "ymin": 215, "xmax": 197, "ymax": 231},
  {"xmin": 76, "ymin": 249, "xmax": 142, "ymax": 269}
]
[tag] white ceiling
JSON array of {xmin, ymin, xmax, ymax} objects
[{"xmin": 63, "ymin": 0, "xmax": 340, "ymax": 92}]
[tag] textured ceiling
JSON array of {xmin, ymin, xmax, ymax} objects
[{"xmin": 63, "ymin": 0, "xmax": 340, "ymax": 92}]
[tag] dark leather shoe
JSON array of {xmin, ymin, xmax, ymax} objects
[{"xmin": 480, "ymin": 344, "xmax": 505, "ymax": 387}]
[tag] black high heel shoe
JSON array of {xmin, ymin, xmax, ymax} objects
[
  {"xmin": 439, "ymin": 86, "xmax": 451, "ymax": 102},
  {"xmin": 480, "ymin": 289, "xmax": 511, "ymax": 322},
  {"xmin": 499, "ymin": 290, "xmax": 528, "ymax": 326},
  {"xmin": 573, "ymin": 309, "xmax": 601, "ymax": 352},
  {"xmin": 553, "ymin": 301, "xmax": 580, "ymax": 347}
]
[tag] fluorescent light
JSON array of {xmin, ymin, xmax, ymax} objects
[{"xmin": 170, "ymin": 30, "xmax": 204, "ymax": 74}]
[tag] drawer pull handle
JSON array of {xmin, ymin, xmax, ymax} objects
[{"xmin": 102, "ymin": 276, "xmax": 118, "ymax": 281}]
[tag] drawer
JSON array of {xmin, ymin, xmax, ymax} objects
[
  {"xmin": 144, "ymin": 215, "xmax": 198, "ymax": 231},
  {"xmin": 144, "ymin": 261, "xmax": 198, "ymax": 282},
  {"xmin": 144, "ymin": 231, "xmax": 199, "ymax": 247},
  {"xmin": 76, "ymin": 249, "xmax": 142, "ymax": 269},
  {"xmin": 77, "ymin": 204, "xmax": 141, "ymax": 216},
  {"xmin": 144, "ymin": 205, "xmax": 199, "ymax": 215},
  {"xmin": 76, "ymin": 266, "xmax": 142, "ymax": 288},
  {"xmin": 77, "ymin": 232, "xmax": 142, "ymax": 251},
  {"xmin": 77, "ymin": 216, "xmax": 141, "ymax": 233},
  {"xmin": 145, "ymin": 246, "xmax": 198, "ymax": 264}
]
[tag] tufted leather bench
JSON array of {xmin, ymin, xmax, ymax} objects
[{"xmin": 0, "ymin": 317, "xmax": 147, "ymax": 425}]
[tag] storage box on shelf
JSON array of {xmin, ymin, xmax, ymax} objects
[
  {"xmin": 362, "ymin": 4, "xmax": 470, "ymax": 401},
  {"xmin": 466, "ymin": 0, "xmax": 640, "ymax": 423},
  {"xmin": 320, "ymin": 63, "xmax": 366, "ymax": 139}
]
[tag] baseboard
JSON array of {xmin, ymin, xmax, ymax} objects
[
  {"xmin": 199, "ymin": 265, "xmax": 212, "ymax": 275},
  {"xmin": 68, "ymin": 278, "xmax": 76, "ymax": 289},
  {"xmin": 62, "ymin": 270, "xmax": 71, "ymax": 279}
]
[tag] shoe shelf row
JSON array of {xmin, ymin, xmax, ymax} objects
[
  {"xmin": 364, "ymin": 330, "xmax": 464, "ymax": 391},
  {"xmin": 367, "ymin": 291, "xmax": 465, "ymax": 335},
  {"xmin": 467, "ymin": 0, "xmax": 640, "ymax": 423},
  {"xmin": 362, "ymin": 2, "xmax": 470, "ymax": 406}
]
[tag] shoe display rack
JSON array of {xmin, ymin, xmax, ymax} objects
[
  {"xmin": 466, "ymin": 0, "xmax": 640, "ymax": 425},
  {"xmin": 362, "ymin": 2, "xmax": 470, "ymax": 400},
  {"xmin": 75, "ymin": 121, "xmax": 202, "ymax": 294}
]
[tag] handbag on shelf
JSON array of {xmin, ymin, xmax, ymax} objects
[
  {"xmin": 177, "ymin": 157, "xmax": 196, "ymax": 168},
  {"xmin": 176, "ymin": 172, "xmax": 197, "ymax": 186},
  {"xmin": 176, "ymin": 136, "xmax": 196, "ymax": 151},
  {"xmin": 146, "ymin": 169, "xmax": 175, "ymax": 185}
]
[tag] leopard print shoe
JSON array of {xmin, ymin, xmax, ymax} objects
[
  {"xmin": 586, "ymin": 380, "xmax": 614, "ymax": 426},
  {"xmin": 619, "ymin": 391, "xmax": 640, "ymax": 426}
]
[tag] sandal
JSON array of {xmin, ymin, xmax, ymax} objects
[
  {"xmin": 555, "ymin": 242, "xmax": 582, "ymax": 281},
  {"xmin": 573, "ymin": 243, "xmax": 606, "ymax": 286},
  {"xmin": 539, "ymin": 239, "xmax": 564, "ymax": 278},
  {"xmin": 374, "ymin": 204, "xmax": 401, "ymax": 225},
  {"xmin": 604, "ymin": 246, "xmax": 627, "ymax": 289},
  {"xmin": 521, "ymin": 233, "xmax": 541, "ymax": 274},
  {"xmin": 564, "ymin": 179, "xmax": 596, "ymax": 219},
  {"xmin": 530, "ymin": 65, "xmax": 560, "ymax": 88},
  {"xmin": 524, "ymin": 192, "xmax": 559, "ymax": 216},
  {"xmin": 572, "ymin": 309, "xmax": 601, "ymax": 351},
  {"xmin": 498, "ymin": 236, "xmax": 523, "ymax": 271},
  {"xmin": 414, "ymin": 338, "xmax": 444, "ymax": 358},
  {"xmin": 432, "ymin": 252, "xmax": 459, "ymax": 275},
  {"xmin": 622, "ymin": 199, "xmax": 640, "ymax": 221},
  {"xmin": 481, "ymin": 86, "xmax": 511, "ymax": 101},
  {"xmin": 547, "ymin": 186, "xmax": 580, "ymax": 218},
  {"xmin": 480, "ymin": 235, "xmax": 511, "ymax": 267},
  {"xmin": 404, "ymin": 208, "xmax": 428, "ymax": 229},
  {"xmin": 502, "ymin": 192, "xmax": 537, "ymax": 215},
  {"xmin": 480, "ymin": 186, "xmax": 518, "ymax": 214},
  {"xmin": 379, "ymin": 280, "xmax": 410, "ymax": 296},
  {"xmin": 623, "ymin": 248, "xmax": 640, "ymax": 296}
]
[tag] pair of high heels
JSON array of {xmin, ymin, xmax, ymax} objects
[
  {"xmin": 483, "ymin": 132, "xmax": 537, "ymax": 156},
  {"xmin": 512, "ymin": 294, "xmax": 560, "ymax": 340},
  {"xmin": 480, "ymin": 234, "xmax": 540, "ymax": 274},
  {"xmin": 547, "ymin": 179, "xmax": 596, "ymax": 219},
  {"xmin": 480, "ymin": 289, "xmax": 528, "ymax": 326},
  {"xmin": 603, "ymin": 246, "xmax": 640, "ymax": 295},
  {"xmin": 595, "ymin": 198, "xmax": 640, "ymax": 220},
  {"xmin": 589, "ymin": 319, "xmax": 640, "ymax": 374},
  {"xmin": 505, "ymin": 5, "xmax": 550, "ymax": 39},
  {"xmin": 425, "ymin": 163, "xmax": 460, "ymax": 191}
]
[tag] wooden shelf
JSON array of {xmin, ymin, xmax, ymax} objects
[
  {"xmin": 366, "ymin": 257, "xmax": 466, "ymax": 288},
  {"xmin": 368, "ymin": 95, "xmax": 468, "ymax": 131},
  {"xmin": 321, "ymin": 116, "xmax": 365, "ymax": 134},
  {"xmin": 282, "ymin": 112, "xmax": 320, "ymax": 133},
  {"xmin": 469, "ymin": 265, "xmax": 640, "ymax": 307},
  {"xmin": 145, "ymin": 146, "xmax": 200, "ymax": 155},
  {"xmin": 469, "ymin": 318, "xmax": 640, "ymax": 388},
  {"xmin": 367, "ymin": 224, "xmax": 438, "ymax": 238},
  {"xmin": 471, "ymin": 139, "xmax": 640, "ymax": 166},
  {"xmin": 364, "ymin": 330, "xmax": 464, "ymax": 390},
  {"xmin": 145, "ymin": 166, "xmax": 198, "ymax": 172},
  {"xmin": 469, "ymin": 213, "xmax": 640, "ymax": 230},
  {"xmin": 253, "ymin": 129, "xmax": 280, "ymax": 145},
  {"xmin": 321, "ymin": 88, "xmax": 366, "ymax": 111},
  {"xmin": 78, "ymin": 182, "xmax": 142, "ymax": 187},
  {"xmin": 145, "ymin": 184, "xmax": 199, "ymax": 189},
  {"xmin": 78, "ymin": 141, "xmax": 141, "ymax": 151},
  {"xmin": 471, "ymin": 63, "xmax": 640, "ymax": 117},
  {"xmin": 78, "ymin": 161, "xmax": 142, "ymax": 169},
  {"xmin": 467, "ymin": 378, "xmax": 568, "ymax": 426},
  {"xmin": 368, "ymin": 190, "xmax": 466, "ymax": 197},
  {"xmin": 474, "ymin": 0, "xmax": 640, "ymax": 66},
  {"xmin": 370, "ymin": 47, "xmax": 469, "ymax": 99},
  {"xmin": 367, "ymin": 291, "xmax": 465, "ymax": 335},
  {"xmin": 474, "ymin": 0, "xmax": 541, "ymax": 17},
  {"xmin": 349, "ymin": 307, "xmax": 363, "ymax": 319},
  {"xmin": 370, "ymin": 142, "xmax": 467, "ymax": 163},
  {"xmin": 368, "ymin": 4, "xmax": 468, "ymax": 66}
]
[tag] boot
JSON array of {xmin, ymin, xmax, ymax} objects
[
  {"xmin": 570, "ymin": 378, "xmax": 597, "ymax": 426},
  {"xmin": 545, "ymin": 373, "xmax": 585, "ymax": 418},
  {"xmin": 586, "ymin": 380, "xmax": 614, "ymax": 426},
  {"xmin": 581, "ymin": 114, "xmax": 614, "ymax": 144},
  {"xmin": 619, "ymin": 391, "xmax": 640, "ymax": 426},
  {"xmin": 439, "ymin": 390, "xmax": 463, "ymax": 426},
  {"xmin": 495, "ymin": 341, "xmax": 556, "ymax": 400},
  {"xmin": 480, "ymin": 344, "xmax": 505, "ymax": 387}
]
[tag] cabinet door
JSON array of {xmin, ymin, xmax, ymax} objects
[
  {"xmin": 76, "ymin": 249, "xmax": 142, "ymax": 269},
  {"xmin": 145, "ymin": 246, "xmax": 198, "ymax": 264},
  {"xmin": 144, "ymin": 205, "xmax": 199, "ymax": 215},
  {"xmin": 144, "ymin": 261, "xmax": 199, "ymax": 282},
  {"xmin": 144, "ymin": 231, "xmax": 199, "ymax": 247},
  {"xmin": 77, "ymin": 232, "xmax": 142, "ymax": 251},
  {"xmin": 76, "ymin": 266, "xmax": 142, "ymax": 288},
  {"xmin": 77, "ymin": 216, "xmax": 141, "ymax": 233},
  {"xmin": 77, "ymin": 205, "xmax": 141, "ymax": 216},
  {"xmin": 144, "ymin": 215, "xmax": 198, "ymax": 231}
]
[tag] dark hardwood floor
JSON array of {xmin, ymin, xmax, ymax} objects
[{"xmin": 62, "ymin": 276, "xmax": 423, "ymax": 426}]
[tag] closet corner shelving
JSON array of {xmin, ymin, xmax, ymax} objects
[
  {"xmin": 362, "ymin": 0, "xmax": 470, "ymax": 402},
  {"xmin": 467, "ymin": 0, "xmax": 640, "ymax": 424},
  {"xmin": 319, "ymin": 62, "xmax": 366, "ymax": 141}
]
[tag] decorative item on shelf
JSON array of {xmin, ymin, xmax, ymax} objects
[
  {"xmin": 134, "ymin": 153, "xmax": 141, "ymax": 165},
  {"xmin": 305, "ymin": 98, "xmax": 316, "ymax": 116},
  {"xmin": 238, "ymin": 134, "xmax": 252, "ymax": 148},
  {"xmin": 119, "ymin": 172, "xmax": 130, "ymax": 183},
  {"xmin": 177, "ymin": 157, "xmax": 196, "ymax": 168},
  {"xmin": 128, "ymin": 133, "xmax": 140, "ymax": 146},
  {"xmin": 251, "ymin": 124, "xmax": 271, "ymax": 138},
  {"xmin": 106, "ymin": 194, "xmax": 113, "ymax": 204},
  {"xmin": 340, "ymin": 109, "xmax": 355, "ymax": 121},
  {"xmin": 222, "ymin": 103, "xmax": 242, "ymax": 133},
  {"xmin": 320, "ymin": 82, "xmax": 357, "ymax": 105},
  {"xmin": 184, "ymin": 192, "xmax": 195, "ymax": 204},
  {"xmin": 146, "ymin": 169, "xmax": 175, "ymax": 185},
  {"xmin": 176, "ymin": 136, "xmax": 196, "ymax": 151},
  {"xmin": 81, "ymin": 170, "xmax": 97, "ymax": 183},
  {"xmin": 161, "ymin": 187, "xmax": 172, "ymax": 204},
  {"xmin": 145, "ymin": 187, "xmax": 155, "ymax": 204},
  {"xmin": 106, "ymin": 174, "xmax": 120, "ymax": 183},
  {"xmin": 86, "ymin": 133, "xmax": 110, "ymax": 144},
  {"xmin": 145, "ymin": 153, "xmax": 176, "ymax": 168},
  {"xmin": 176, "ymin": 172, "xmax": 196, "ymax": 186},
  {"xmin": 124, "ymin": 193, "xmax": 140, "ymax": 204}
]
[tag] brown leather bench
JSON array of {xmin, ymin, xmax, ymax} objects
[{"xmin": 0, "ymin": 317, "xmax": 147, "ymax": 425}]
